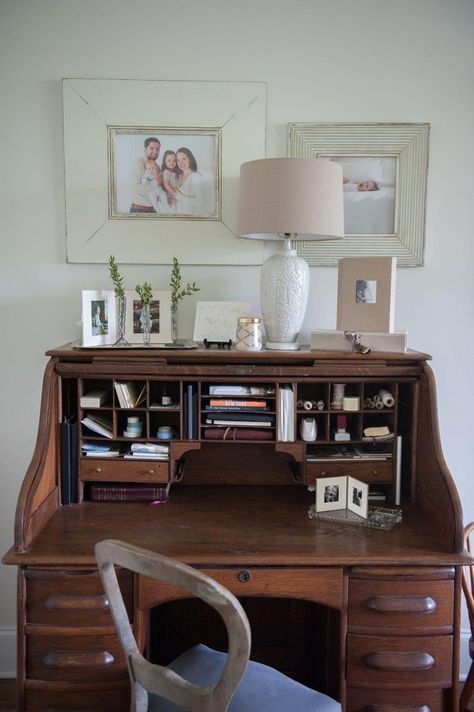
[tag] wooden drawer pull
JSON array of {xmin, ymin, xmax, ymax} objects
[
  {"xmin": 366, "ymin": 595, "xmax": 436, "ymax": 615},
  {"xmin": 363, "ymin": 706, "xmax": 431, "ymax": 712},
  {"xmin": 43, "ymin": 650, "xmax": 115, "ymax": 668},
  {"xmin": 364, "ymin": 650, "xmax": 435, "ymax": 671},
  {"xmin": 44, "ymin": 593, "xmax": 109, "ymax": 611}
]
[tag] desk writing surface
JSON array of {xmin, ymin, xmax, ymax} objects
[{"xmin": 5, "ymin": 486, "xmax": 465, "ymax": 568}]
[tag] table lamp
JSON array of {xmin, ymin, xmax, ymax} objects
[{"xmin": 237, "ymin": 157, "xmax": 344, "ymax": 350}]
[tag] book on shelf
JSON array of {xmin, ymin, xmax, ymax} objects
[
  {"xmin": 368, "ymin": 486, "xmax": 387, "ymax": 502},
  {"xmin": 131, "ymin": 442, "xmax": 169, "ymax": 454},
  {"xmin": 278, "ymin": 386, "xmax": 295, "ymax": 442},
  {"xmin": 205, "ymin": 411, "xmax": 273, "ymax": 423},
  {"xmin": 123, "ymin": 452, "xmax": 168, "ymax": 460},
  {"xmin": 90, "ymin": 483, "xmax": 167, "ymax": 502},
  {"xmin": 115, "ymin": 381, "xmax": 146, "ymax": 408},
  {"xmin": 81, "ymin": 414, "xmax": 113, "ymax": 438},
  {"xmin": 363, "ymin": 425, "xmax": 390, "ymax": 438},
  {"xmin": 205, "ymin": 418, "xmax": 273, "ymax": 428},
  {"xmin": 80, "ymin": 390, "xmax": 108, "ymax": 408},
  {"xmin": 203, "ymin": 427, "xmax": 273, "ymax": 441},
  {"xmin": 60, "ymin": 417, "xmax": 78, "ymax": 505},
  {"xmin": 83, "ymin": 448, "xmax": 121, "ymax": 458},
  {"xmin": 208, "ymin": 399, "xmax": 267, "ymax": 408},
  {"xmin": 208, "ymin": 385, "xmax": 270, "ymax": 396}
]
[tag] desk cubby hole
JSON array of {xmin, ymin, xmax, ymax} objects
[
  {"xmin": 117, "ymin": 410, "xmax": 147, "ymax": 440},
  {"xmin": 296, "ymin": 383, "xmax": 330, "ymax": 412},
  {"xmin": 149, "ymin": 381, "xmax": 181, "ymax": 409},
  {"xmin": 78, "ymin": 378, "xmax": 113, "ymax": 409},
  {"xmin": 297, "ymin": 413, "xmax": 328, "ymax": 442},
  {"xmin": 362, "ymin": 382, "xmax": 398, "ymax": 411},
  {"xmin": 329, "ymin": 412, "xmax": 361, "ymax": 442},
  {"xmin": 329, "ymin": 382, "xmax": 362, "ymax": 410},
  {"xmin": 149, "ymin": 410, "xmax": 181, "ymax": 440},
  {"xmin": 113, "ymin": 379, "xmax": 147, "ymax": 409}
]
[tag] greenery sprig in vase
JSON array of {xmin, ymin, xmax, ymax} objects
[
  {"xmin": 135, "ymin": 282, "xmax": 153, "ymax": 346},
  {"xmin": 169, "ymin": 257, "xmax": 200, "ymax": 343},
  {"xmin": 108, "ymin": 255, "xmax": 129, "ymax": 346}
]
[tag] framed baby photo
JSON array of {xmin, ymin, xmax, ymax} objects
[
  {"xmin": 81, "ymin": 290, "xmax": 116, "ymax": 347},
  {"xmin": 124, "ymin": 290, "xmax": 172, "ymax": 344},
  {"xmin": 288, "ymin": 122, "xmax": 429, "ymax": 266},
  {"xmin": 315, "ymin": 476, "xmax": 347, "ymax": 513},
  {"xmin": 347, "ymin": 476, "xmax": 369, "ymax": 519}
]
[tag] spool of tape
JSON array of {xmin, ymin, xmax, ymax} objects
[
  {"xmin": 303, "ymin": 400, "xmax": 313, "ymax": 411},
  {"xmin": 379, "ymin": 389, "xmax": 395, "ymax": 407},
  {"xmin": 343, "ymin": 396, "xmax": 360, "ymax": 411},
  {"xmin": 375, "ymin": 400, "xmax": 384, "ymax": 409}
]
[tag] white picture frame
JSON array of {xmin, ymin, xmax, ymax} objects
[
  {"xmin": 81, "ymin": 290, "xmax": 116, "ymax": 346},
  {"xmin": 347, "ymin": 476, "xmax": 369, "ymax": 519},
  {"xmin": 63, "ymin": 79, "xmax": 266, "ymax": 265},
  {"xmin": 193, "ymin": 301, "xmax": 252, "ymax": 343},
  {"xmin": 288, "ymin": 122, "xmax": 430, "ymax": 266},
  {"xmin": 316, "ymin": 476, "xmax": 348, "ymax": 513},
  {"xmin": 124, "ymin": 290, "xmax": 172, "ymax": 344}
]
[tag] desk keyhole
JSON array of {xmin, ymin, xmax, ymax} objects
[{"xmin": 238, "ymin": 570, "xmax": 251, "ymax": 583}]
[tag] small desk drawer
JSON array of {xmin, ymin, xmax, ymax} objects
[
  {"xmin": 346, "ymin": 633, "xmax": 453, "ymax": 688},
  {"xmin": 25, "ymin": 568, "xmax": 132, "ymax": 626},
  {"xmin": 26, "ymin": 633, "xmax": 127, "ymax": 682},
  {"xmin": 346, "ymin": 685, "xmax": 446, "ymax": 711},
  {"xmin": 139, "ymin": 566, "xmax": 344, "ymax": 611},
  {"xmin": 80, "ymin": 458, "xmax": 168, "ymax": 482},
  {"xmin": 25, "ymin": 683, "xmax": 130, "ymax": 712},
  {"xmin": 306, "ymin": 461, "xmax": 393, "ymax": 483},
  {"xmin": 348, "ymin": 578, "xmax": 454, "ymax": 633}
]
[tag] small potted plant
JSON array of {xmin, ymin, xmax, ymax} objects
[
  {"xmin": 135, "ymin": 282, "xmax": 153, "ymax": 346},
  {"xmin": 169, "ymin": 257, "xmax": 199, "ymax": 343}
]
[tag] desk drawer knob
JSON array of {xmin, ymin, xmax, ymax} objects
[
  {"xmin": 364, "ymin": 650, "xmax": 435, "ymax": 671},
  {"xmin": 95, "ymin": 467, "xmax": 102, "ymax": 473},
  {"xmin": 44, "ymin": 593, "xmax": 109, "ymax": 612},
  {"xmin": 366, "ymin": 595, "xmax": 436, "ymax": 615},
  {"xmin": 43, "ymin": 650, "xmax": 115, "ymax": 669},
  {"xmin": 238, "ymin": 570, "xmax": 252, "ymax": 583},
  {"xmin": 147, "ymin": 469, "xmax": 155, "ymax": 475}
]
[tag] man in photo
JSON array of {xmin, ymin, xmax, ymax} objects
[{"xmin": 129, "ymin": 137, "xmax": 167, "ymax": 213}]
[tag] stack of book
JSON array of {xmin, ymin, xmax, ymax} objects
[
  {"xmin": 82, "ymin": 442, "xmax": 121, "ymax": 458},
  {"xmin": 124, "ymin": 443, "xmax": 169, "ymax": 460},
  {"xmin": 115, "ymin": 381, "xmax": 146, "ymax": 409},
  {"xmin": 81, "ymin": 413, "xmax": 113, "ymax": 438}
]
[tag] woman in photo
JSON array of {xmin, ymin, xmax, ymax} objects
[{"xmin": 175, "ymin": 147, "xmax": 205, "ymax": 215}]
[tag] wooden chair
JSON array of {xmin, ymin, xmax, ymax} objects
[
  {"xmin": 461, "ymin": 521, "xmax": 474, "ymax": 712},
  {"xmin": 95, "ymin": 539, "xmax": 341, "ymax": 712}
]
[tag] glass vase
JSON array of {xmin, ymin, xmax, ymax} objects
[
  {"xmin": 141, "ymin": 304, "xmax": 151, "ymax": 346},
  {"xmin": 113, "ymin": 296, "xmax": 130, "ymax": 347},
  {"xmin": 171, "ymin": 303, "xmax": 179, "ymax": 343}
]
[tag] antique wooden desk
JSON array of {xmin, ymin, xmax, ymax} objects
[{"xmin": 3, "ymin": 345, "xmax": 468, "ymax": 711}]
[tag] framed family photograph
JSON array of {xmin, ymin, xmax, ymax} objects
[
  {"xmin": 124, "ymin": 290, "xmax": 172, "ymax": 344},
  {"xmin": 81, "ymin": 290, "xmax": 116, "ymax": 347},
  {"xmin": 63, "ymin": 79, "xmax": 266, "ymax": 266},
  {"xmin": 108, "ymin": 128, "xmax": 219, "ymax": 219},
  {"xmin": 316, "ymin": 476, "xmax": 347, "ymax": 513},
  {"xmin": 288, "ymin": 122, "xmax": 430, "ymax": 266}
]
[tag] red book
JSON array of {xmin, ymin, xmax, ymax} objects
[
  {"xmin": 90, "ymin": 484, "xmax": 167, "ymax": 502},
  {"xmin": 209, "ymin": 399, "xmax": 267, "ymax": 408}
]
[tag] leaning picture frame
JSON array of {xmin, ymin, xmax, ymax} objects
[
  {"xmin": 124, "ymin": 290, "xmax": 172, "ymax": 344},
  {"xmin": 288, "ymin": 122, "xmax": 430, "ymax": 266},
  {"xmin": 315, "ymin": 476, "xmax": 348, "ymax": 513},
  {"xmin": 81, "ymin": 290, "xmax": 117, "ymax": 347},
  {"xmin": 347, "ymin": 476, "xmax": 369, "ymax": 519},
  {"xmin": 63, "ymin": 79, "xmax": 266, "ymax": 265}
]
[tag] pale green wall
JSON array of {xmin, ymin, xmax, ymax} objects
[{"xmin": 1, "ymin": 0, "xmax": 473, "ymax": 675}]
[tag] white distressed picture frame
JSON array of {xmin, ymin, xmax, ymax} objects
[{"xmin": 81, "ymin": 290, "xmax": 117, "ymax": 346}]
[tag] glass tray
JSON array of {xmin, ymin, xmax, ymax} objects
[{"xmin": 308, "ymin": 504, "xmax": 402, "ymax": 530}]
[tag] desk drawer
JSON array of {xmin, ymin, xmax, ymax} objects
[
  {"xmin": 26, "ymin": 633, "xmax": 127, "ymax": 682},
  {"xmin": 25, "ymin": 569, "xmax": 133, "ymax": 627},
  {"xmin": 346, "ymin": 685, "xmax": 446, "ymax": 711},
  {"xmin": 25, "ymin": 682, "xmax": 129, "ymax": 712},
  {"xmin": 80, "ymin": 458, "xmax": 168, "ymax": 482},
  {"xmin": 306, "ymin": 461, "xmax": 393, "ymax": 483},
  {"xmin": 139, "ymin": 566, "xmax": 343, "ymax": 610},
  {"xmin": 348, "ymin": 578, "xmax": 454, "ymax": 633},
  {"xmin": 346, "ymin": 633, "xmax": 452, "ymax": 688}
]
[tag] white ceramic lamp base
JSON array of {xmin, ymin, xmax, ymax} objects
[{"xmin": 260, "ymin": 245, "xmax": 309, "ymax": 350}]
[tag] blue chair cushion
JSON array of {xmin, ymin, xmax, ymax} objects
[{"xmin": 148, "ymin": 643, "xmax": 341, "ymax": 711}]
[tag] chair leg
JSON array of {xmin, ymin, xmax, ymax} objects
[{"xmin": 460, "ymin": 664, "xmax": 474, "ymax": 711}]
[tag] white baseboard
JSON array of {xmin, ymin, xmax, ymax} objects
[
  {"xmin": 0, "ymin": 626, "xmax": 470, "ymax": 681},
  {"xmin": 0, "ymin": 628, "xmax": 16, "ymax": 678}
]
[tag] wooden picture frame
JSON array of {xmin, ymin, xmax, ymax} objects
[
  {"xmin": 63, "ymin": 79, "xmax": 266, "ymax": 265},
  {"xmin": 336, "ymin": 256, "xmax": 397, "ymax": 332},
  {"xmin": 81, "ymin": 290, "xmax": 116, "ymax": 346},
  {"xmin": 288, "ymin": 122, "xmax": 429, "ymax": 266},
  {"xmin": 124, "ymin": 290, "xmax": 172, "ymax": 344}
]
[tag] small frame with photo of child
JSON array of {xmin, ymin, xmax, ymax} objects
[{"xmin": 315, "ymin": 475, "xmax": 368, "ymax": 519}]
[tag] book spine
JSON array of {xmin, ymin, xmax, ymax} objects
[
  {"xmin": 209, "ymin": 399, "xmax": 267, "ymax": 407},
  {"xmin": 90, "ymin": 485, "xmax": 166, "ymax": 501}
]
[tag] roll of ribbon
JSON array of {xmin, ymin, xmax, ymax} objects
[
  {"xmin": 342, "ymin": 396, "xmax": 360, "ymax": 411},
  {"xmin": 379, "ymin": 389, "xmax": 395, "ymax": 407},
  {"xmin": 303, "ymin": 400, "xmax": 313, "ymax": 411}
]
